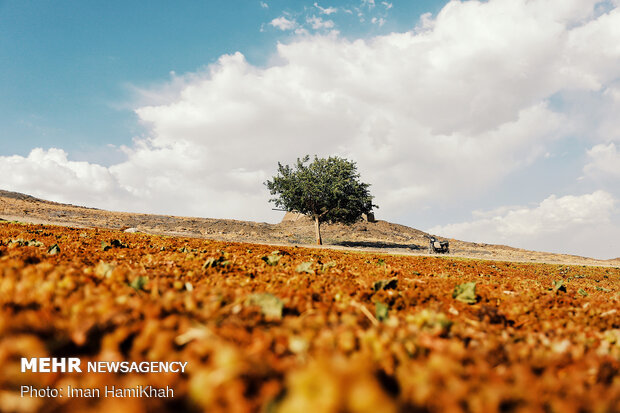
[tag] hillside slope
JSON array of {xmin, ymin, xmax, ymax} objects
[{"xmin": 1, "ymin": 189, "xmax": 617, "ymax": 266}]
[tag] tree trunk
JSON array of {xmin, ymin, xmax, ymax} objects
[{"xmin": 314, "ymin": 215, "xmax": 322, "ymax": 245}]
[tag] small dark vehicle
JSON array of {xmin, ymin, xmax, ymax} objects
[{"xmin": 427, "ymin": 236, "xmax": 449, "ymax": 254}]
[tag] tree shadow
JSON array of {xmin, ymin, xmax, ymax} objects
[{"xmin": 333, "ymin": 240, "xmax": 424, "ymax": 250}]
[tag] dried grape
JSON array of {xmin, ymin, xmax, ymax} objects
[{"xmin": 0, "ymin": 222, "xmax": 618, "ymax": 412}]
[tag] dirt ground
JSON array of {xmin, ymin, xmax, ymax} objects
[
  {"xmin": 1, "ymin": 190, "xmax": 618, "ymax": 267},
  {"xmin": 1, "ymin": 221, "xmax": 619, "ymax": 412}
]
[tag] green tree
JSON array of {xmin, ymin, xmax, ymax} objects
[{"xmin": 265, "ymin": 155, "xmax": 377, "ymax": 245}]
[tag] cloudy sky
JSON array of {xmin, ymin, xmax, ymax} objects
[{"xmin": 1, "ymin": 0, "xmax": 619, "ymax": 259}]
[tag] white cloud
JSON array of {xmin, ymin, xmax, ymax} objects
[
  {"xmin": 269, "ymin": 16, "xmax": 296, "ymax": 31},
  {"xmin": 0, "ymin": 148, "xmax": 127, "ymax": 206},
  {"xmin": 362, "ymin": 0, "xmax": 375, "ymax": 9},
  {"xmin": 429, "ymin": 191, "xmax": 619, "ymax": 259},
  {"xmin": 3, "ymin": 0, "xmax": 620, "ymax": 258},
  {"xmin": 314, "ymin": 2, "xmax": 337, "ymax": 15},
  {"xmin": 294, "ymin": 27, "xmax": 311, "ymax": 36},
  {"xmin": 260, "ymin": 1, "xmax": 268, "ymax": 9},
  {"xmin": 584, "ymin": 143, "xmax": 620, "ymax": 179},
  {"xmin": 370, "ymin": 17, "xmax": 385, "ymax": 26},
  {"xmin": 307, "ymin": 15, "xmax": 335, "ymax": 30},
  {"xmin": 579, "ymin": 81, "xmax": 620, "ymax": 188},
  {"xmin": 441, "ymin": 191, "xmax": 615, "ymax": 237}
]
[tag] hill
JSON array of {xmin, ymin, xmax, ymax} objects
[{"xmin": 0, "ymin": 189, "xmax": 617, "ymax": 267}]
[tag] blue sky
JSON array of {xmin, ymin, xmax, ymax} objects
[
  {"xmin": 0, "ymin": 0, "xmax": 445, "ymax": 163},
  {"xmin": 1, "ymin": 0, "xmax": 619, "ymax": 259}
]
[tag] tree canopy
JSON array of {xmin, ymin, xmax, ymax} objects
[{"xmin": 265, "ymin": 155, "xmax": 377, "ymax": 245}]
